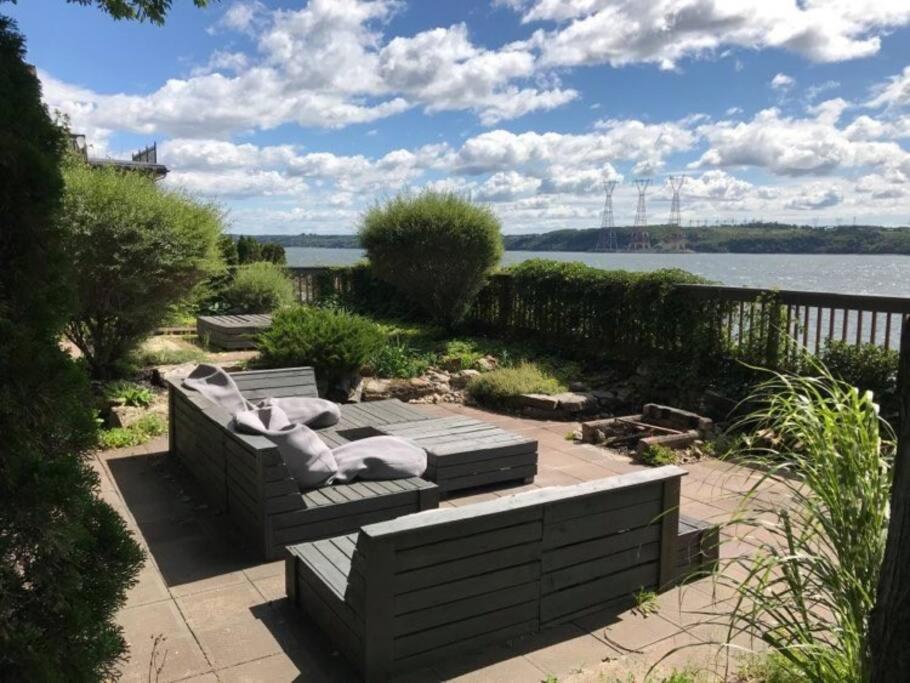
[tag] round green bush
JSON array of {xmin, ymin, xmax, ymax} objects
[
  {"xmin": 467, "ymin": 362, "xmax": 565, "ymax": 410},
  {"xmin": 221, "ymin": 261, "xmax": 295, "ymax": 314},
  {"xmin": 360, "ymin": 191, "xmax": 503, "ymax": 327},
  {"xmin": 257, "ymin": 306, "xmax": 385, "ymax": 387}
]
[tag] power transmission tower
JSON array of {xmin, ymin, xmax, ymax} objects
[
  {"xmin": 665, "ymin": 175, "xmax": 686, "ymax": 250},
  {"xmin": 594, "ymin": 179, "xmax": 618, "ymax": 251},
  {"xmin": 629, "ymin": 178, "xmax": 651, "ymax": 250}
]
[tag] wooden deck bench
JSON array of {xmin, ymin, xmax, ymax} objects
[
  {"xmin": 168, "ymin": 367, "xmax": 440, "ymax": 559},
  {"xmin": 286, "ymin": 466, "xmax": 717, "ymax": 682},
  {"xmin": 196, "ymin": 313, "xmax": 272, "ymax": 349}
]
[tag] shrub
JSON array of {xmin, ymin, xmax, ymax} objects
[
  {"xmin": 360, "ymin": 191, "xmax": 503, "ymax": 327},
  {"xmin": 819, "ymin": 340, "xmax": 898, "ymax": 400},
  {"xmin": 257, "ymin": 306, "xmax": 385, "ymax": 388},
  {"xmin": 103, "ymin": 380, "xmax": 153, "ymax": 408},
  {"xmin": 0, "ymin": 18, "xmax": 143, "ymax": 680},
  {"xmin": 61, "ymin": 162, "xmax": 225, "ymax": 378},
  {"xmin": 467, "ymin": 362, "xmax": 565, "ymax": 409},
  {"xmin": 639, "ymin": 444, "xmax": 679, "ymax": 466},
  {"xmin": 367, "ymin": 338, "xmax": 432, "ymax": 378},
  {"xmin": 220, "ymin": 261, "xmax": 296, "ymax": 314},
  {"xmin": 98, "ymin": 413, "xmax": 167, "ymax": 450}
]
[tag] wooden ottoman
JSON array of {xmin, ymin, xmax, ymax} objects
[
  {"xmin": 196, "ymin": 313, "xmax": 272, "ymax": 350},
  {"xmin": 378, "ymin": 416, "xmax": 538, "ymax": 495}
]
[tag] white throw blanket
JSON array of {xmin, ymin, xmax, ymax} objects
[{"xmin": 182, "ymin": 364, "xmax": 426, "ymax": 487}]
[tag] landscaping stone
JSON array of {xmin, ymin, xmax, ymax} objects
[
  {"xmin": 553, "ymin": 392, "xmax": 599, "ymax": 413},
  {"xmin": 642, "ymin": 404, "xmax": 714, "ymax": 436},
  {"xmin": 635, "ymin": 430, "xmax": 700, "ymax": 456},
  {"xmin": 450, "ymin": 369, "xmax": 480, "ymax": 389},
  {"xmin": 519, "ymin": 393, "xmax": 560, "ymax": 411},
  {"xmin": 152, "ymin": 362, "xmax": 198, "ymax": 387},
  {"xmin": 475, "ymin": 355, "xmax": 498, "ymax": 371},
  {"xmin": 569, "ymin": 381, "xmax": 591, "ymax": 392},
  {"xmin": 108, "ymin": 405, "xmax": 146, "ymax": 429},
  {"xmin": 362, "ymin": 376, "xmax": 437, "ymax": 403}
]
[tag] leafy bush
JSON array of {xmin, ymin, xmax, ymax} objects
[
  {"xmin": 61, "ymin": 161, "xmax": 225, "ymax": 378},
  {"xmin": 639, "ymin": 443, "xmax": 679, "ymax": 466},
  {"xmin": 820, "ymin": 340, "xmax": 898, "ymax": 400},
  {"xmin": 360, "ymin": 191, "xmax": 503, "ymax": 327},
  {"xmin": 220, "ymin": 261, "xmax": 295, "ymax": 314},
  {"xmin": 367, "ymin": 338, "xmax": 432, "ymax": 378},
  {"xmin": 257, "ymin": 306, "xmax": 385, "ymax": 387},
  {"xmin": 98, "ymin": 413, "xmax": 167, "ymax": 450},
  {"xmin": 705, "ymin": 361, "xmax": 893, "ymax": 681},
  {"xmin": 467, "ymin": 362, "xmax": 565, "ymax": 409},
  {"xmin": 103, "ymin": 380, "xmax": 153, "ymax": 408},
  {"xmin": 0, "ymin": 17, "xmax": 143, "ymax": 680}
]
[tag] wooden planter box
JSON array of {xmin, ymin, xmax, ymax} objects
[
  {"xmin": 196, "ymin": 314, "xmax": 272, "ymax": 350},
  {"xmin": 168, "ymin": 367, "xmax": 439, "ymax": 559}
]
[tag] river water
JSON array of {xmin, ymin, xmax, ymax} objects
[{"xmin": 286, "ymin": 248, "xmax": 910, "ymax": 297}]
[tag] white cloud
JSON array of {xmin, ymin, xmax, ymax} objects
[
  {"xmin": 771, "ymin": 73, "xmax": 795, "ymax": 90},
  {"xmin": 691, "ymin": 105, "xmax": 910, "ymax": 177},
  {"xmin": 867, "ymin": 65, "xmax": 910, "ymax": 109},
  {"xmin": 508, "ymin": 1, "xmax": 910, "ymax": 69},
  {"xmin": 784, "ymin": 186, "xmax": 843, "ymax": 210}
]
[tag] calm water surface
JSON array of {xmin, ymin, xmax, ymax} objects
[{"xmin": 286, "ymin": 248, "xmax": 910, "ymax": 297}]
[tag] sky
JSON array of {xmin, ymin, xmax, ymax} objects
[{"xmin": 7, "ymin": 0, "xmax": 910, "ymax": 234}]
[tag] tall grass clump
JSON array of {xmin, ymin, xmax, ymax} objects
[
  {"xmin": 701, "ymin": 357, "xmax": 893, "ymax": 682},
  {"xmin": 467, "ymin": 362, "xmax": 565, "ymax": 409}
]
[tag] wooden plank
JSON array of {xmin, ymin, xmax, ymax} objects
[
  {"xmin": 542, "ymin": 524, "xmax": 660, "ymax": 573},
  {"xmin": 658, "ymin": 477, "xmax": 682, "ymax": 588},
  {"xmin": 361, "ymin": 534, "xmax": 395, "ymax": 680},
  {"xmin": 394, "ymin": 600, "xmax": 538, "ymax": 659},
  {"xmin": 394, "ymin": 542, "xmax": 540, "ymax": 593},
  {"xmin": 542, "ymin": 542, "xmax": 660, "ymax": 594},
  {"xmin": 540, "ymin": 561, "xmax": 659, "ymax": 625},
  {"xmin": 272, "ymin": 503, "xmax": 418, "ymax": 545},
  {"xmin": 544, "ymin": 499, "xmax": 663, "ymax": 550},
  {"xmin": 395, "ymin": 520, "xmax": 542, "ymax": 571}
]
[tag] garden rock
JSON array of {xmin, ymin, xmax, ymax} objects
[
  {"xmin": 519, "ymin": 393, "xmax": 560, "ymax": 411},
  {"xmin": 553, "ymin": 392, "xmax": 599, "ymax": 413},
  {"xmin": 108, "ymin": 405, "xmax": 145, "ymax": 429},
  {"xmin": 362, "ymin": 377, "xmax": 437, "ymax": 403},
  {"xmin": 475, "ymin": 355, "xmax": 498, "ymax": 372},
  {"xmin": 450, "ymin": 369, "xmax": 480, "ymax": 389}
]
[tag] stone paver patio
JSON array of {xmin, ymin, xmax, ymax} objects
[{"xmin": 95, "ymin": 402, "xmax": 774, "ymax": 682}]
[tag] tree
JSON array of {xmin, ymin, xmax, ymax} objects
[
  {"xmin": 65, "ymin": 0, "xmax": 209, "ymax": 24},
  {"xmin": 236, "ymin": 234, "xmax": 262, "ymax": 264},
  {"xmin": 360, "ymin": 191, "xmax": 503, "ymax": 327},
  {"xmin": 260, "ymin": 241, "xmax": 287, "ymax": 265},
  {"xmin": 868, "ymin": 316, "xmax": 910, "ymax": 679},
  {"xmin": 0, "ymin": 17, "xmax": 144, "ymax": 679},
  {"xmin": 61, "ymin": 161, "xmax": 225, "ymax": 378}
]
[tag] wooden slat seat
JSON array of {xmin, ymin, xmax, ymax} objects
[
  {"xmin": 286, "ymin": 466, "xmax": 719, "ymax": 682},
  {"xmin": 168, "ymin": 366, "xmax": 440, "ymax": 559},
  {"xmin": 196, "ymin": 314, "xmax": 273, "ymax": 349}
]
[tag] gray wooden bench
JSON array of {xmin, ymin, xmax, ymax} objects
[
  {"xmin": 168, "ymin": 367, "xmax": 439, "ymax": 559},
  {"xmin": 286, "ymin": 466, "xmax": 716, "ymax": 682},
  {"xmin": 196, "ymin": 314, "xmax": 272, "ymax": 349}
]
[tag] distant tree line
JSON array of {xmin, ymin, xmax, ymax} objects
[
  {"xmin": 221, "ymin": 235, "xmax": 287, "ymax": 265},
  {"xmin": 248, "ymin": 223, "xmax": 910, "ymax": 255}
]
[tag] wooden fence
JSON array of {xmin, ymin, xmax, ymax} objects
[{"xmin": 287, "ymin": 267, "xmax": 910, "ymax": 362}]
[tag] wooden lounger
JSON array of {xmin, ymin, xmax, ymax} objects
[
  {"xmin": 286, "ymin": 466, "xmax": 719, "ymax": 682},
  {"xmin": 168, "ymin": 367, "xmax": 440, "ymax": 559}
]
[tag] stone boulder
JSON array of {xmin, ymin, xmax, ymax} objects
[
  {"xmin": 450, "ymin": 369, "xmax": 480, "ymax": 389},
  {"xmin": 362, "ymin": 377, "xmax": 437, "ymax": 403}
]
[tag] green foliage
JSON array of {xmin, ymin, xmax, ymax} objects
[
  {"xmin": 98, "ymin": 413, "xmax": 167, "ymax": 450},
  {"xmin": 219, "ymin": 234, "xmax": 239, "ymax": 266},
  {"xmin": 60, "ymin": 161, "xmax": 225, "ymax": 378},
  {"xmin": 709, "ymin": 360, "xmax": 894, "ymax": 682},
  {"xmin": 639, "ymin": 444, "xmax": 679, "ymax": 466},
  {"xmin": 233, "ymin": 235, "xmax": 286, "ymax": 265},
  {"xmin": 0, "ymin": 17, "xmax": 143, "ymax": 680},
  {"xmin": 67, "ymin": 0, "xmax": 209, "ymax": 24},
  {"xmin": 819, "ymin": 339, "xmax": 898, "ymax": 400},
  {"xmin": 367, "ymin": 338, "xmax": 433, "ymax": 378},
  {"xmin": 467, "ymin": 362, "xmax": 565, "ymax": 409},
  {"xmin": 220, "ymin": 261, "xmax": 295, "ymax": 314},
  {"xmin": 468, "ymin": 259, "xmax": 728, "ymax": 363},
  {"xmin": 737, "ymin": 653, "xmax": 802, "ymax": 683},
  {"xmin": 633, "ymin": 588, "xmax": 659, "ymax": 616},
  {"xmin": 257, "ymin": 306, "xmax": 385, "ymax": 386},
  {"xmin": 131, "ymin": 342, "xmax": 206, "ymax": 368},
  {"xmin": 360, "ymin": 191, "xmax": 504, "ymax": 327},
  {"xmin": 103, "ymin": 380, "xmax": 153, "ymax": 408}
]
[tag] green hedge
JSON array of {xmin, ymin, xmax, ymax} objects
[{"xmin": 305, "ymin": 259, "xmax": 731, "ymax": 364}]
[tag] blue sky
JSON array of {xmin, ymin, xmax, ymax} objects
[{"xmin": 8, "ymin": 0, "xmax": 910, "ymax": 233}]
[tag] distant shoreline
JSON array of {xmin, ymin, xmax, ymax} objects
[{"xmin": 248, "ymin": 223, "xmax": 910, "ymax": 255}]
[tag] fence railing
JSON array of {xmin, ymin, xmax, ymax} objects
[
  {"xmin": 287, "ymin": 266, "xmax": 910, "ymax": 360},
  {"xmin": 679, "ymin": 285, "xmax": 910, "ymax": 353}
]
